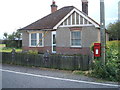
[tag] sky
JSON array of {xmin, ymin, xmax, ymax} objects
[
  {"xmin": 118, "ymin": 1, "xmax": 120, "ymax": 21},
  {"xmin": 0, "ymin": 0, "xmax": 119, "ymax": 39}
]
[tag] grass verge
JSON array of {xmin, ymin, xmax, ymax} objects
[{"xmin": 0, "ymin": 47, "xmax": 22, "ymax": 52}]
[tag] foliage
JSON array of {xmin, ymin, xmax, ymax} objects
[
  {"xmin": 107, "ymin": 21, "xmax": 120, "ymax": 40},
  {"xmin": 91, "ymin": 41, "xmax": 120, "ymax": 81},
  {"xmin": 3, "ymin": 30, "xmax": 22, "ymax": 48},
  {"xmin": 6, "ymin": 40, "xmax": 18, "ymax": 47},
  {"xmin": 3, "ymin": 30, "xmax": 21, "ymax": 40},
  {"xmin": 27, "ymin": 50, "xmax": 38, "ymax": 55},
  {"xmin": 73, "ymin": 70, "xmax": 91, "ymax": 76},
  {"xmin": 3, "ymin": 32, "xmax": 8, "ymax": 40}
]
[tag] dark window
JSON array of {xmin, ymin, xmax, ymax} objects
[{"xmin": 71, "ymin": 31, "xmax": 81, "ymax": 46}]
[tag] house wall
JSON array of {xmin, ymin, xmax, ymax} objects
[
  {"xmin": 22, "ymin": 31, "xmax": 29, "ymax": 47},
  {"xmin": 82, "ymin": 26, "xmax": 99, "ymax": 47},
  {"xmin": 22, "ymin": 30, "xmax": 52, "ymax": 53},
  {"xmin": 56, "ymin": 26, "xmax": 99, "ymax": 55},
  {"xmin": 21, "ymin": 27, "xmax": 109, "ymax": 55},
  {"xmin": 56, "ymin": 27, "xmax": 70, "ymax": 47},
  {"xmin": 106, "ymin": 33, "xmax": 109, "ymax": 41},
  {"xmin": 44, "ymin": 31, "xmax": 52, "ymax": 46}
]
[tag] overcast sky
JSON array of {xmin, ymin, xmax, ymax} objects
[{"xmin": 0, "ymin": 0, "xmax": 119, "ymax": 39}]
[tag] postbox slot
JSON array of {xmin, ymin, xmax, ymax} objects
[
  {"xmin": 94, "ymin": 43, "xmax": 101, "ymax": 57},
  {"xmin": 96, "ymin": 49, "xmax": 98, "ymax": 54}
]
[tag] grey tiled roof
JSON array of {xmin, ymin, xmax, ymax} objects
[{"xmin": 20, "ymin": 6, "xmax": 74, "ymax": 30}]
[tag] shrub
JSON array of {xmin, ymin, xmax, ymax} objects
[
  {"xmin": 27, "ymin": 50, "xmax": 38, "ymax": 55},
  {"xmin": 6, "ymin": 40, "xmax": 17, "ymax": 47},
  {"xmin": 91, "ymin": 41, "xmax": 120, "ymax": 81}
]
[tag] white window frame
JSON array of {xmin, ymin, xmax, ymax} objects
[
  {"xmin": 30, "ymin": 33, "xmax": 37, "ymax": 46},
  {"xmin": 29, "ymin": 32, "xmax": 44, "ymax": 47},
  {"xmin": 70, "ymin": 30, "xmax": 82, "ymax": 47}
]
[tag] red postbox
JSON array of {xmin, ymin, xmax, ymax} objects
[{"xmin": 94, "ymin": 43, "xmax": 101, "ymax": 57}]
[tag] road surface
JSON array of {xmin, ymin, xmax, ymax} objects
[{"xmin": 1, "ymin": 64, "xmax": 119, "ymax": 88}]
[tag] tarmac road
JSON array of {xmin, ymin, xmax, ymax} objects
[{"xmin": 1, "ymin": 64, "xmax": 119, "ymax": 88}]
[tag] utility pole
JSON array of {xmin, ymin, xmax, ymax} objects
[{"xmin": 100, "ymin": 0, "xmax": 106, "ymax": 66}]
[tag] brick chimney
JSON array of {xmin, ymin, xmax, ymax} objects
[
  {"xmin": 51, "ymin": 0, "xmax": 57, "ymax": 13},
  {"xmin": 81, "ymin": 0, "xmax": 88, "ymax": 15}
]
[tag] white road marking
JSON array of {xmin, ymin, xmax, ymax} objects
[{"xmin": 0, "ymin": 69, "xmax": 119, "ymax": 87}]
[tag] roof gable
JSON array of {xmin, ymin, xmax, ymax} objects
[{"xmin": 53, "ymin": 7, "xmax": 100, "ymax": 29}]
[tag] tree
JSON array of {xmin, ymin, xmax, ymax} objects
[
  {"xmin": 8, "ymin": 32, "xmax": 16, "ymax": 40},
  {"xmin": 3, "ymin": 30, "xmax": 22, "ymax": 48},
  {"xmin": 3, "ymin": 32, "xmax": 8, "ymax": 40},
  {"xmin": 15, "ymin": 30, "xmax": 21, "ymax": 40},
  {"xmin": 107, "ymin": 21, "xmax": 120, "ymax": 40},
  {"xmin": 15, "ymin": 30, "xmax": 21, "ymax": 47}
]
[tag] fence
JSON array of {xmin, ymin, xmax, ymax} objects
[{"xmin": 2, "ymin": 52, "xmax": 92, "ymax": 71}]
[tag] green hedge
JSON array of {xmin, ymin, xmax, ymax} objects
[{"xmin": 91, "ymin": 41, "xmax": 120, "ymax": 81}]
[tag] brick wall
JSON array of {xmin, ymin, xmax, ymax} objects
[
  {"xmin": 22, "ymin": 46, "xmax": 90, "ymax": 55},
  {"xmin": 22, "ymin": 46, "xmax": 51, "ymax": 53},
  {"xmin": 56, "ymin": 47, "xmax": 90, "ymax": 55}
]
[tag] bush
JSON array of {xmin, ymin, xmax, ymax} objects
[
  {"xmin": 91, "ymin": 41, "xmax": 120, "ymax": 81},
  {"xmin": 3, "ymin": 40, "xmax": 22, "ymax": 48},
  {"xmin": 6, "ymin": 41, "xmax": 17, "ymax": 47},
  {"xmin": 27, "ymin": 50, "xmax": 38, "ymax": 55}
]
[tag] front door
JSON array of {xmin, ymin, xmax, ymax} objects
[{"xmin": 52, "ymin": 31, "xmax": 56, "ymax": 53}]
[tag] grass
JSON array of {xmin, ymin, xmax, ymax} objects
[
  {"xmin": 2, "ymin": 48, "xmax": 22, "ymax": 52},
  {"xmin": 72, "ymin": 70, "xmax": 117, "ymax": 82},
  {"xmin": 0, "ymin": 44, "xmax": 22, "ymax": 52},
  {"xmin": 0, "ymin": 44, "xmax": 6, "ymax": 47},
  {"xmin": 73, "ymin": 70, "xmax": 92, "ymax": 76}
]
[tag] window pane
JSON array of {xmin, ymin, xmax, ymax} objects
[
  {"xmin": 39, "ymin": 33, "xmax": 42, "ymax": 39},
  {"xmin": 53, "ymin": 34, "xmax": 56, "ymax": 44},
  {"xmin": 31, "ymin": 33, "xmax": 37, "ymax": 46},
  {"xmin": 31, "ymin": 40, "xmax": 37, "ymax": 46},
  {"xmin": 31, "ymin": 33, "xmax": 37, "ymax": 39},
  {"xmin": 71, "ymin": 32, "xmax": 80, "ymax": 39},
  {"xmin": 72, "ymin": 40, "xmax": 81, "ymax": 46},
  {"xmin": 76, "ymin": 40, "xmax": 81, "ymax": 45},
  {"xmin": 71, "ymin": 31, "xmax": 81, "ymax": 46}
]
